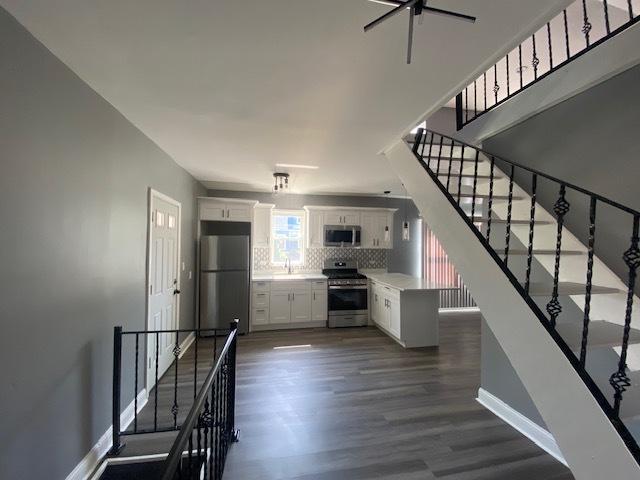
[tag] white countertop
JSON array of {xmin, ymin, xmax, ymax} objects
[
  {"xmin": 252, "ymin": 272, "xmax": 327, "ymax": 281},
  {"xmin": 362, "ymin": 271, "xmax": 458, "ymax": 292}
]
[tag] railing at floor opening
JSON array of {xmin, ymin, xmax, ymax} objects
[
  {"xmin": 110, "ymin": 322, "xmax": 235, "ymax": 458},
  {"xmin": 456, "ymin": 0, "xmax": 640, "ymax": 129},
  {"xmin": 411, "ymin": 127, "xmax": 640, "ymax": 464},
  {"xmin": 159, "ymin": 321, "xmax": 239, "ymax": 480}
]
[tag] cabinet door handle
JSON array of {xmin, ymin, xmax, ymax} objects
[
  {"xmin": 292, "ymin": 292, "xmax": 295, "ymax": 301},
  {"xmin": 313, "ymin": 292, "xmax": 316, "ymax": 301},
  {"xmin": 221, "ymin": 208, "xmax": 225, "ymax": 218}
]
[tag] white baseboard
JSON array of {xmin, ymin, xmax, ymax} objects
[
  {"xmin": 65, "ymin": 388, "xmax": 148, "ymax": 480},
  {"xmin": 477, "ymin": 388, "xmax": 567, "ymax": 466}
]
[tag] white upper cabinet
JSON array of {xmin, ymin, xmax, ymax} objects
[
  {"xmin": 306, "ymin": 209, "xmax": 324, "ymax": 248},
  {"xmin": 252, "ymin": 204, "xmax": 274, "ymax": 248},
  {"xmin": 323, "ymin": 210, "xmax": 360, "ymax": 225},
  {"xmin": 199, "ymin": 197, "xmax": 256, "ymax": 222},
  {"xmin": 361, "ymin": 211, "xmax": 394, "ymax": 249}
]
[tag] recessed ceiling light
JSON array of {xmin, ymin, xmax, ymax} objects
[{"xmin": 275, "ymin": 163, "xmax": 319, "ymax": 170}]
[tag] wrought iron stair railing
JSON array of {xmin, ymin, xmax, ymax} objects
[
  {"xmin": 411, "ymin": 127, "xmax": 640, "ymax": 464},
  {"xmin": 455, "ymin": 0, "xmax": 640, "ymax": 129},
  {"xmin": 110, "ymin": 323, "xmax": 235, "ymax": 457}
]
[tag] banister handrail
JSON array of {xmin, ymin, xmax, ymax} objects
[
  {"xmin": 412, "ymin": 128, "xmax": 640, "ymax": 217},
  {"xmin": 160, "ymin": 320, "xmax": 239, "ymax": 480}
]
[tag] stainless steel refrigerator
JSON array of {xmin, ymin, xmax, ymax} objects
[{"xmin": 199, "ymin": 235, "xmax": 250, "ymax": 334}]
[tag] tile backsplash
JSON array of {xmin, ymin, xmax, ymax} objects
[{"xmin": 253, "ymin": 247, "xmax": 387, "ymax": 272}]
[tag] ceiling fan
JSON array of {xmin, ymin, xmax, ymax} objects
[{"xmin": 364, "ymin": 0, "xmax": 476, "ymax": 64}]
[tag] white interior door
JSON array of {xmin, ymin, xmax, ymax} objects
[{"xmin": 147, "ymin": 192, "xmax": 181, "ymax": 390}]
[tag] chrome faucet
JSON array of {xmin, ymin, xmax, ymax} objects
[{"xmin": 284, "ymin": 257, "xmax": 293, "ymax": 274}]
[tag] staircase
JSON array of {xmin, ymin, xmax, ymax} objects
[{"xmin": 385, "ymin": 128, "xmax": 640, "ymax": 479}]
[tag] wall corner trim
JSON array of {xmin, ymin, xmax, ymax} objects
[
  {"xmin": 476, "ymin": 387, "xmax": 567, "ymax": 466},
  {"xmin": 65, "ymin": 389, "xmax": 148, "ymax": 480}
]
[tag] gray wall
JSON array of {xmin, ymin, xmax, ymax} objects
[
  {"xmin": 481, "ymin": 320, "xmax": 546, "ymax": 428},
  {"xmin": 425, "ymin": 107, "xmax": 458, "ymax": 137},
  {"xmin": 484, "ymin": 63, "xmax": 640, "ymax": 292},
  {"xmin": 0, "ymin": 8, "xmax": 205, "ymax": 479},
  {"xmin": 207, "ymin": 190, "xmax": 423, "ymax": 277}
]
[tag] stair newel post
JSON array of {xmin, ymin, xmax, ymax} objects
[
  {"xmin": 524, "ymin": 173, "xmax": 538, "ymax": 294},
  {"xmin": 580, "ymin": 196, "xmax": 597, "ymax": 366},
  {"xmin": 547, "ymin": 184, "xmax": 570, "ymax": 328},
  {"xmin": 229, "ymin": 319, "xmax": 239, "ymax": 442},
  {"xmin": 446, "ymin": 138, "xmax": 455, "ymax": 191},
  {"xmin": 610, "ymin": 215, "xmax": 640, "ymax": 415},
  {"xmin": 411, "ymin": 128, "xmax": 423, "ymax": 155},
  {"xmin": 470, "ymin": 150, "xmax": 480, "ymax": 221},
  {"xmin": 503, "ymin": 165, "xmax": 515, "ymax": 267},
  {"xmin": 455, "ymin": 92, "xmax": 463, "ymax": 131},
  {"xmin": 486, "ymin": 157, "xmax": 495, "ymax": 243},
  {"xmin": 110, "ymin": 326, "xmax": 124, "ymax": 455},
  {"xmin": 457, "ymin": 145, "xmax": 465, "ymax": 205}
]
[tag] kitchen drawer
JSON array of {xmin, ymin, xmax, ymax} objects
[
  {"xmin": 252, "ymin": 308, "xmax": 269, "ymax": 326},
  {"xmin": 252, "ymin": 280, "xmax": 270, "ymax": 292},
  {"xmin": 310, "ymin": 280, "xmax": 327, "ymax": 290},
  {"xmin": 269, "ymin": 280, "xmax": 310, "ymax": 292},
  {"xmin": 252, "ymin": 291, "xmax": 269, "ymax": 308}
]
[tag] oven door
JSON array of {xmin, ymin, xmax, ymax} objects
[{"xmin": 328, "ymin": 285, "xmax": 368, "ymax": 314}]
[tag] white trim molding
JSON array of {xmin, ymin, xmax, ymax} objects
[
  {"xmin": 65, "ymin": 389, "xmax": 148, "ymax": 480},
  {"xmin": 477, "ymin": 388, "xmax": 567, "ymax": 466}
]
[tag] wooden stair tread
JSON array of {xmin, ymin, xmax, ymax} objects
[{"xmin": 525, "ymin": 282, "xmax": 622, "ymax": 296}]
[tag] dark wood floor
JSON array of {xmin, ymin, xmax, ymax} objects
[{"xmin": 223, "ymin": 312, "xmax": 574, "ymax": 480}]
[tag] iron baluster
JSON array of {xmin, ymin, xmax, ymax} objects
[
  {"xmin": 457, "ymin": 146, "xmax": 465, "ymax": 204},
  {"xmin": 202, "ymin": 397, "xmax": 210, "ymax": 480},
  {"xmin": 173, "ymin": 332, "xmax": 180, "ymax": 429},
  {"xmin": 411, "ymin": 128, "xmax": 423, "ymax": 155},
  {"xmin": 547, "ymin": 185, "xmax": 570, "ymax": 328},
  {"xmin": 547, "ymin": 22, "xmax": 553, "ymax": 69},
  {"xmin": 473, "ymin": 79, "xmax": 477, "ymax": 119},
  {"xmin": 603, "ymin": 0, "xmax": 611, "ymax": 34},
  {"xmin": 525, "ymin": 174, "xmax": 538, "ymax": 294},
  {"xmin": 505, "ymin": 54, "xmax": 510, "ymax": 96},
  {"xmin": 563, "ymin": 9, "xmax": 570, "ymax": 59},
  {"xmin": 629, "ymin": 0, "xmax": 634, "ymax": 21},
  {"xmin": 446, "ymin": 138, "xmax": 455, "ymax": 191},
  {"xmin": 518, "ymin": 44, "xmax": 523, "ymax": 89},
  {"xmin": 419, "ymin": 130, "xmax": 430, "ymax": 159},
  {"xmin": 154, "ymin": 331, "xmax": 159, "ymax": 431},
  {"xmin": 504, "ymin": 165, "xmax": 515, "ymax": 266},
  {"xmin": 426, "ymin": 132, "xmax": 435, "ymax": 168},
  {"xmin": 464, "ymin": 88, "xmax": 469, "ymax": 123},
  {"xmin": 532, "ymin": 33, "xmax": 539, "ymax": 79},
  {"xmin": 470, "ymin": 151, "xmax": 480, "ymax": 221},
  {"xmin": 582, "ymin": 0, "xmax": 592, "ymax": 47},
  {"xmin": 483, "ymin": 72, "xmax": 487, "ymax": 110},
  {"xmin": 580, "ymin": 197, "xmax": 597, "ymax": 366},
  {"xmin": 493, "ymin": 64, "xmax": 499, "ymax": 104},
  {"xmin": 436, "ymin": 136, "xmax": 444, "ymax": 177},
  {"xmin": 486, "ymin": 157, "xmax": 495, "ymax": 243},
  {"xmin": 188, "ymin": 432, "xmax": 193, "ymax": 478},
  {"xmin": 610, "ymin": 215, "xmax": 640, "ymax": 415},
  {"xmin": 228, "ymin": 321, "xmax": 238, "ymax": 443},
  {"xmin": 208, "ymin": 379, "xmax": 215, "ymax": 478},
  {"xmin": 134, "ymin": 332, "xmax": 139, "ymax": 432}
]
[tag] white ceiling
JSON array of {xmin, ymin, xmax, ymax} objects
[{"xmin": 1, "ymin": 0, "xmax": 568, "ymax": 195}]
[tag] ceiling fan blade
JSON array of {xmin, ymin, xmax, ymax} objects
[
  {"xmin": 422, "ymin": 6, "xmax": 476, "ymax": 23},
  {"xmin": 364, "ymin": 0, "xmax": 420, "ymax": 32},
  {"xmin": 407, "ymin": 7, "xmax": 414, "ymax": 64}
]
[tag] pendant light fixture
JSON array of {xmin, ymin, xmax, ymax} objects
[
  {"xmin": 383, "ymin": 190, "xmax": 392, "ymax": 242},
  {"xmin": 402, "ymin": 183, "xmax": 410, "ymax": 241},
  {"xmin": 273, "ymin": 172, "xmax": 290, "ymax": 193}
]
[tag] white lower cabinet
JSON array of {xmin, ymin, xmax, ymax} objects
[
  {"xmin": 251, "ymin": 279, "xmax": 327, "ymax": 329},
  {"xmin": 370, "ymin": 280, "xmax": 438, "ymax": 348}
]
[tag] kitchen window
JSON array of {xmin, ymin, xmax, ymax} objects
[{"xmin": 271, "ymin": 210, "xmax": 305, "ymax": 266}]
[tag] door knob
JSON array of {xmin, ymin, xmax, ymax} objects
[{"xmin": 173, "ymin": 288, "xmax": 181, "ymax": 295}]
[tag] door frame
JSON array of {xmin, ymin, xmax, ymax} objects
[{"xmin": 145, "ymin": 188, "xmax": 182, "ymax": 391}]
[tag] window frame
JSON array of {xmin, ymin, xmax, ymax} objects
[{"xmin": 270, "ymin": 209, "xmax": 306, "ymax": 266}]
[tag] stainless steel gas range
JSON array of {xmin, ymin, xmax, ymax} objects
[{"xmin": 322, "ymin": 260, "xmax": 368, "ymax": 328}]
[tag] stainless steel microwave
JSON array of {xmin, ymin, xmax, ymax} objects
[{"xmin": 324, "ymin": 225, "xmax": 361, "ymax": 247}]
